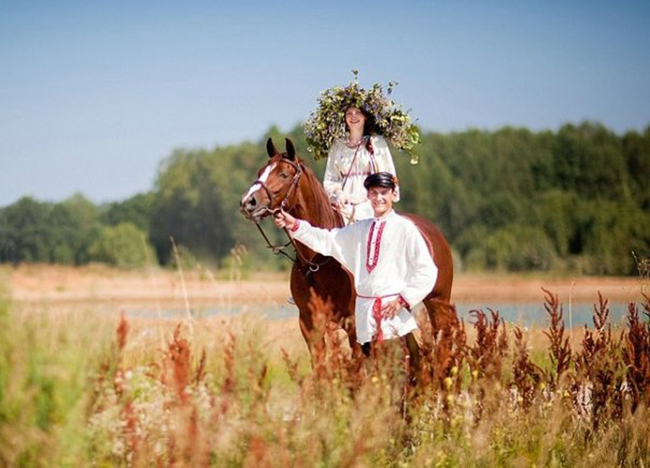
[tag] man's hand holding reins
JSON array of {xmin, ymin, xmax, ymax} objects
[{"xmin": 274, "ymin": 209, "xmax": 298, "ymax": 231}]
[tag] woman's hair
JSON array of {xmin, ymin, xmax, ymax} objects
[
  {"xmin": 345, "ymin": 106, "xmax": 377, "ymax": 136},
  {"xmin": 361, "ymin": 108, "xmax": 377, "ymax": 136}
]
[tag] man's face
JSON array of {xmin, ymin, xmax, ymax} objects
[{"xmin": 367, "ymin": 186, "xmax": 396, "ymax": 217}]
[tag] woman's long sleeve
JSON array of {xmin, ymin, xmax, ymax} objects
[{"xmin": 323, "ymin": 142, "xmax": 344, "ymax": 203}]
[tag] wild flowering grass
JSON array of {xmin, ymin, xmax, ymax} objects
[{"xmin": 1, "ymin": 278, "xmax": 650, "ymax": 466}]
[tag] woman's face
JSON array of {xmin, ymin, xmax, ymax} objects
[{"xmin": 345, "ymin": 107, "xmax": 366, "ymax": 133}]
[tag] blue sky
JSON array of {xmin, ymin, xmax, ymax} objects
[{"xmin": 1, "ymin": 0, "xmax": 649, "ymax": 206}]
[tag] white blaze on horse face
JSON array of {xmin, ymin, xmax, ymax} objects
[{"xmin": 243, "ymin": 162, "xmax": 277, "ymax": 202}]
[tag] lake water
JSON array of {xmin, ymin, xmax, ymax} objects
[
  {"xmin": 454, "ymin": 301, "xmax": 639, "ymax": 328},
  {"xmin": 126, "ymin": 300, "xmax": 644, "ymax": 329}
]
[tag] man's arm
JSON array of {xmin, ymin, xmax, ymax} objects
[
  {"xmin": 398, "ymin": 225, "xmax": 438, "ymax": 309},
  {"xmin": 381, "ymin": 224, "xmax": 438, "ymax": 319},
  {"xmin": 274, "ymin": 210, "xmax": 356, "ymax": 269}
]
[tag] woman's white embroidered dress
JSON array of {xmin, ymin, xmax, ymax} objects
[
  {"xmin": 323, "ymin": 135, "xmax": 399, "ymax": 223},
  {"xmin": 291, "ymin": 210, "xmax": 437, "ymax": 344}
]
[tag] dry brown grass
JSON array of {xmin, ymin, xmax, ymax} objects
[
  {"xmin": 75, "ymin": 285, "xmax": 650, "ymax": 465},
  {"xmin": 3, "ymin": 264, "xmax": 650, "ymax": 465}
]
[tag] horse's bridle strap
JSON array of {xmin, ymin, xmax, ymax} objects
[
  {"xmin": 251, "ymin": 158, "xmax": 332, "ymax": 273},
  {"xmin": 253, "ymin": 158, "xmax": 302, "ymax": 213}
]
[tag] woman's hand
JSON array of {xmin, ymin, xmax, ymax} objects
[
  {"xmin": 329, "ymin": 191, "xmax": 348, "ymax": 209},
  {"xmin": 274, "ymin": 209, "xmax": 297, "ymax": 231},
  {"xmin": 381, "ymin": 298, "xmax": 402, "ymax": 319}
]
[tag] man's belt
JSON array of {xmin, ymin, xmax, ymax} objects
[{"xmin": 356, "ymin": 293, "xmax": 410, "ymax": 343}]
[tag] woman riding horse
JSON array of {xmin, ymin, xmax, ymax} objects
[{"xmin": 305, "ymin": 73, "xmax": 417, "ymax": 224}]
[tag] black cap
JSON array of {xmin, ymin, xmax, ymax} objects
[{"xmin": 363, "ymin": 172, "xmax": 397, "ymax": 190}]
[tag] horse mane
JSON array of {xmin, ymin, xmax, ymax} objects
[{"xmin": 296, "ymin": 157, "xmax": 343, "ymax": 230}]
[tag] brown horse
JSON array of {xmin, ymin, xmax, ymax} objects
[{"xmin": 240, "ymin": 138, "xmax": 455, "ymax": 353}]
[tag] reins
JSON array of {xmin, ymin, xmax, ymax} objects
[
  {"xmin": 254, "ymin": 218, "xmax": 295, "ymax": 262},
  {"xmin": 251, "ymin": 158, "xmax": 332, "ymax": 274}
]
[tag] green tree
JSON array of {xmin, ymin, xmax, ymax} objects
[
  {"xmin": 150, "ymin": 149, "xmax": 235, "ymax": 265},
  {"xmin": 56, "ymin": 193, "xmax": 100, "ymax": 264},
  {"xmin": 88, "ymin": 222, "xmax": 155, "ymax": 268},
  {"xmin": 534, "ymin": 190, "xmax": 578, "ymax": 257},
  {"xmin": 621, "ymin": 127, "xmax": 650, "ymax": 209},
  {"xmin": 0, "ymin": 197, "xmax": 50, "ymax": 263},
  {"xmin": 3, "ymin": 120, "xmax": 647, "ymax": 275},
  {"xmin": 102, "ymin": 192, "xmax": 155, "ymax": 232},
  {"xmin": 466, "ymin": 225, "xmax": 558, "ymax": 271},
  {"xmin": 554, "ymin": 122, "xmax": 627, "ymax": 200},
  {"xmin": 580, "ymin": 200, "xmax": 650, "ymax": 275}
]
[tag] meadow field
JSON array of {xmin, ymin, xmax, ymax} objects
[{"xmin": 1, "ymin": 264, "xmax": 649, "ymax": 466}]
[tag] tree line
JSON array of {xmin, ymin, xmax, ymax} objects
[{"xmin": 1, "ymin": 121, "xmax": 648, "ymax": 275}]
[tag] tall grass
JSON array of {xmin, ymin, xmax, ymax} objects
[
  {"xmin": 1, "ymin": 276, "xmax": 649, "ymax": 466},
  {"xmin": 0, "ymin": 278, "xmax": 110, "ymax": 465}
]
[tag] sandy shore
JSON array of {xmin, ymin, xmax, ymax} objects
[{"xmin": 3, "ymin": 264, "xmax": 645, "ymax": 307}]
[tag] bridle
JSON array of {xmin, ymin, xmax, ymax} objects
[
  {"xmin": 253, "ymin": 157, "xmax": 302, "ymax": 216},
  {"xmin": 251, "ymin": 157, "xmax": 331, "ymax": 274}
]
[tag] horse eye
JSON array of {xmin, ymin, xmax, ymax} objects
[{"xmin": 280, "ymin": 172, "xmax": 289, "ymax": 179}]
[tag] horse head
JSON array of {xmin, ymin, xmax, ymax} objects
[{"xmin": 240, "ymin": 138, "xmax": 303, "ymax": 222}]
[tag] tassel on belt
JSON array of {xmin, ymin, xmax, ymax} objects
[{"xmin": 356, "ymin": 293, "xmax": 400, "ymax": 343}]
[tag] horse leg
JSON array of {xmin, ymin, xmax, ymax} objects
[
  {"xmin": 403, "ymin": 332, "xmax": 422, "ymax": 395},
  {"xmin": 423, "ymin": 296, "xmax": 457, "ymax": 337},
  {"xmin": 340, "ymin": 315, "xmax": 363, "ymax": 359},
  {"xmin": 298, "ymin": 305, "xmax": 332, "ymax": 377},
  {"xmin": 298, "ymin": 311, "xmax": 328, "ymax": 357},
  {"xmin": 298, "ymin": 314, "xmax": 315, "ymax": 356}
]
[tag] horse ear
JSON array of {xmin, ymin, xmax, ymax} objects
[
  {"xmin": 266, "ymin": 138, "xmax": 277, "ymax": 158},
  {"xmin": 285, "ymin": 138, "xmax": 296, "ymax": 161}
]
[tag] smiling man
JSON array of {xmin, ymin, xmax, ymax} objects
[{"xmin": 274, "ymin": 172, "xmax": 437, "ymax": 357}]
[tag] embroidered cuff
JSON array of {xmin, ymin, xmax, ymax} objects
[
  {"xmin": 397, "ymin": 294, "xmax": 411, "ymax": 311},
  {"xmin": 290, "ymin": 219, "xmax": 301, "ymax": 233}
]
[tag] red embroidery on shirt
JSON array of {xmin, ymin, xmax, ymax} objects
[
  {"xmin": 365, "ymin": 221, "xmax": 386, "ymax": 273},
  {"xmin": 397, "ymin": 294, "xmax": 411, "ymax": 311}
]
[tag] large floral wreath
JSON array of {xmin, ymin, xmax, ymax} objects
[{"xmin": 304, "ymin": 70, "xmax": 421, "ymax": 163}]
